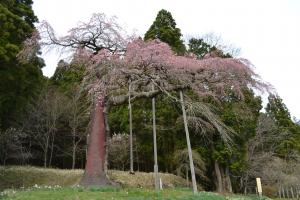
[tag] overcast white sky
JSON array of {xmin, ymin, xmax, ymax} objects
[{"xmin": 32, "ymin": 0, "xmax": 300, "ymax": 118}]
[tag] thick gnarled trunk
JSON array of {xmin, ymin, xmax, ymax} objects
[{"xmin": 80, "ymin": 101, "xmax": 110, "ymax": 186}]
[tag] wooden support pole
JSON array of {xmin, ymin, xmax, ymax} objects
[
  {"xmin": 129, "ymin": 83, "xmax": 134, "ymax": 174},
  {"xmin": 180, "ymin": 90, "xmax": 197, "ymax": 194},
  {"xmin": 152, "ymin": 84, "xmax": 159, "ymax": 191}
]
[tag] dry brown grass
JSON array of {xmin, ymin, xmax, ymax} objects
[
  {"xmin": 0, "ymin": 166, "xmax": 189, "ymax": 190},
  {"xmin": 108, "ymin": 170, "xmax": 190, "ymax": 188}
]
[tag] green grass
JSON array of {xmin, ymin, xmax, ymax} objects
[{"xmin": 0, "ymin": 187, "xmax": 269, "ymax": 200}]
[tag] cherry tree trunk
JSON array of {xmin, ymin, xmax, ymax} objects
[{"xmin": 80, "ymin": 101, "xmax": 110, "ymax": 186}]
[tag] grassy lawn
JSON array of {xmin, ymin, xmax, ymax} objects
[{"xmin": 0, "ymin": 187, "xmax": 268, "ymax": 200}]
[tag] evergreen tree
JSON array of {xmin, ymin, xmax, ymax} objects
[
  {"xmin": 144, "ymin": 9, "xmax": 186, "ymax": 55},
  {"xmin": 0, "ymin": 0, "xmax": 44, "ymax": 129},
  {"xmin": 266, "ymin": 94, "xmax": 293, "ymax": 128},
  {"xmin": 266, "ymin": 94, "xmax": 300, "ymax": 156}
]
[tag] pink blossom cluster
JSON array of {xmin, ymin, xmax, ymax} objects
[
  {"xmin": 19, "ymin": 13, "xmax": 267, "ymax": 104},
  {"xmin": 77, "ymin": 38, "xmax": 265, "ymax": 103}
]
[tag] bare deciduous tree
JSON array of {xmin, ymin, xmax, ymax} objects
[
  {"xmin": 24, "ymin": 87, "xmax": 67, "ymax": 168},
  {"xmin": 242, "ymin": 114, "xmax": 300, "ymax": 195},
  {"xmin": 66, "ymin": 87, "xmax": 90, "ymax": 169}
]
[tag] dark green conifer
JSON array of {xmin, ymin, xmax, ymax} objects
[{"xmin": 144, "ymin": 9, "xmax": 186, "ymax": 55}]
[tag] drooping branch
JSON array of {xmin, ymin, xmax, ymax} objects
[{"xmin": 108, "ymin": 85, "xmax": 188, "ymax": 106}]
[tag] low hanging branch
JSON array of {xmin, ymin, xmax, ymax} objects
[{"xmin": 108, "ymin": 84, "xmax": 188, "ymax": 106}]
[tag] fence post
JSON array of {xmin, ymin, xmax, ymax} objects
[{"xmin": 256, "ymin": 178, "xmax": 262, "ymax": 198}]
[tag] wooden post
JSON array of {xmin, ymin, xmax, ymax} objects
[
  {"xmin": 129, "ymin": 83, "xmax": 134, "ymax": 174},
  {"xmin": 159, "ymin": 178, "xmax": 163, "ymax": 190},
  {"xmin": 256, "ymin": 178, "xmax": 262, "ymax": 198},
  {"xmin": 152, "ymin": 84, "xmax": 159, "ymax": 191},
  {"xmin": 180, "ymin": 90, "xmax": 197, "ymax": 194}
]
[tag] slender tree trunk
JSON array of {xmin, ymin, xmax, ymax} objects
[
  {"xmin": 49, "ymin": 132, "xmax": 55, "ymax": 167},
  {"xmin": 282, "ymin": 187, "xmax": 286, "ymax": 199},
  {"xmin": 243, "ymin": 174, "xmax": 249, "ymax": 194},
  {"xmin": 152, "ymin": 84, "xmax": 159, "ymax": 191},
  {"xmin": 44, "ymin": 135, "xmax": 49, "ymax": 168},
  {"xmin": 129, "ymin": 84, "xmax": 134, "ymax": 174},
  {"xmin": 72, "ymin": 146, "xmax": 76, "ymax": 169},
  {"xmin": 80, "ymin": 101, "xmax": 110, "ymax": 186},
  {"xmin": 72, "ymin": 132, "xmax": 76, "ymax": 169},
  {"xmin": 225, "ymin": 166, "xmax": 233, "ymax": 193},
  {"xmin": 215, "ymin": 160, "xmax": 223, "ymax": 193},
  {"xmin": 291, "ymin": 187, "xmax": 295, "ymax": 199},
  {"xmin": 180, "ymin": 90, "xmax": 197, "ymax": 194}
]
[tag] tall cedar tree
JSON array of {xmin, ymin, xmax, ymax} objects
[
  {"xmin": 0, "ymin": 0, "xmax": 44, "ymax": 129},
  {"xmin": 144, "ymin": 9, "xmax": 186, "ymax": 55},
  {"xmin": 266, "ymin": 94, "xmax": 293, "ymax": 128},
  {"xmin": 266, "ymin": 94, "xmax": 300, "ymax": 155}
]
